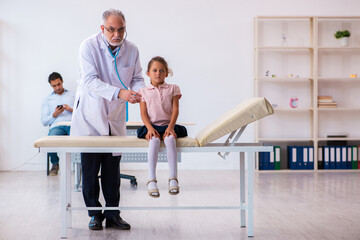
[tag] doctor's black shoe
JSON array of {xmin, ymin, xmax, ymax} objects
[
  {"xmin": 49, "ymin": 164, "xmax": 59, "ymax": 176},
  {"xmin": 89, "ymin": 213, "xmax": 105, "ymax": 230},
  {"xmin": 105, "ymin": 215, "xmax": 131, "ymax": 230}
]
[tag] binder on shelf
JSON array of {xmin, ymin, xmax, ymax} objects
[
  {"xmin": 303, "ymin": 147, "xmax": 308, "ymax": 170},
  {"xmin": 274, "ymin": 146, "xmax": 281, "ymax": 170},
  {"xmin": 259, "ymin": 151, "xmax": 275, "ymax": 170},
  {"xmin": 330, "ymin": 146, "xmax": 336, "ymax": 169},
  {"xmin": 318, "ymin": 146, "xmax": 324, "ymax": 169},
  {"xmin": 347, "ymin": 146, "xmax": 352, "ymax": 169},
  {"xmin": 297, "ymin": 146, "xmax": 304, "ymax": 169},
  {"xmin": 352, "ymin": 146, "xmax": 358, "ymax": 169},
  {"xmin": 288, "ymin": 146, "xmax": 297, "ymax": 170},
  {"xmin": 341, "ymin": 146, "xmax": 347, "ymax": 169},
  {"xmin": 258, "ymin": 152, "xmax": 264, "ymax": 170},
  {"xmin": 308, "ymin": 146, "xmax": 314, "ymax": 170},
  {"xmin": 324, "ymin": 146, "xmax": 330, "ymax": 169},
  {"xmin": 269, "ymin": 150, "xmax": 275, "ymax": 170},
  {"xmin": 259, "ymin": 152, "xmax": 269, "ymax": 170},
  {"xmin": 358, "ymin": 146, "xmax": 360, "ymax": 169},
  {"xmin": 335, "ymin": 147, "xmax": 341, "ymax": 169}
]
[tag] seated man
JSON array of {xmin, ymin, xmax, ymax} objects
[{"xmin": 41, "ymin": 72, "xmax": 75, "ymax": 175}]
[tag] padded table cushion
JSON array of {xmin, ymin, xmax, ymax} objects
[
  {"xmin": 34, "ymin": 97, "xmax": 273, "ymax": 148},
  {"xmin": 34, "ymin": 136, "xmax": 200, "ymax": 148},
  {"xmin": 195, "ymin": 97, "xmax": 273, "ymax": 146}
]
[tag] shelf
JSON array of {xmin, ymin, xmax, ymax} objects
[
  {"xmin": 258, "ymin": 138, "xmax": 313, "ymax": 142},
  {"xmin": 258, "ymin": 137, "xmax": 360, "ymax": 143},
  {"xmin": 318, "ymin": 138, "xmax": 360, "ymax": 141},
  {"xmin": 318, "ymin": 17, "xmax": 360, "ymax": 20},
  {"xmin": 317, "ymin": 77, "xmax": 360, "ymax": 81},
  {"xmin": 258, "ymin": 169, "xmax": 316, "ymax": 172},
  {"xmin": 317, "ymin": 107, "xmax": 360, "ymax": 111},
  {"xmin": 257, "ymin": 16, "xmax": 313, "ymax": 19},
  {"xmin": 255, "ymin": 16, "xmax": 360, "ymax": 171},
  {"xmin": 274, "ymin": 108, "xmax": 313, "ymax": 112},
  {"xmin": 256, "ymin": 47, "xmax": 313, "ymax": 50},
  {"xmin": 318, "ymin": 47, "xmax": 360, "ymax": 50},
  {"xmin": 259, "ymin": 169, "xmax": 360, "ymax": 172},
  {"xmin": 256, "ymin": 77, "xmax": 313, "ymax": 82}
]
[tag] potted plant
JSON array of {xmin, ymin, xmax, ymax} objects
[{"xmin": 334, "ymin": 30, "xmax": 351, "ymax": 47}]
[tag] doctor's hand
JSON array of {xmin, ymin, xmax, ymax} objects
[
  {"xmin": 118, "ymin": 89, "xmax": 142, "ymax": 104},
  {"xmin": 53, "ymin": 106, "xmax": 65, "ymax": 118}
]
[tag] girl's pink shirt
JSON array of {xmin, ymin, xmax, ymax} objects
[{"xmin": 139, "ymin": 82, "xmax": 181, "ymax": 126}]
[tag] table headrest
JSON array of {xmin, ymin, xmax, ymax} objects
[{"xmin": 195, "ymin": 97, "xmax": 273, "ymax": 146}]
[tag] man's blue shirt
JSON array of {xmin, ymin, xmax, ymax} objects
[{"xmin": 41, "ymin": 89, "xmax": 75, "ymax": 129}]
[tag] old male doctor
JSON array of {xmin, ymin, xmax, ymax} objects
[{"xmin": 71, "ymin": 9, "xmax": 145, "ymax": 231}]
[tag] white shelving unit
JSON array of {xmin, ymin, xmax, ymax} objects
[{"xmin": 254, "ymin": 16, "xmax": 360, "ymax": 171}]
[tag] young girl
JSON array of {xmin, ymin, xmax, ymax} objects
[{"xmin": 137, "ymin": 56, "xmax": 187, "ymax": 198}]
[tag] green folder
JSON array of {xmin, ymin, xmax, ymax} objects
[
  {"xmin": 274, "ymin": 146, "xmax": 281, "ymax": 170},
  {"xmin": 352, "ymin": 146, "xmax": 358, "ymax": 169}
]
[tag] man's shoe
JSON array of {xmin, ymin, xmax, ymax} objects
[
  {"xmin": 89, "ymin": 213, "xmax": 104, "ymax": 230},
  {"xmin": 49, "ymin": 164, "xmax": 59, "ymax": 176},
  {"xmin": 106, "ymin": 215, "xmax": 131, "ymax": 230}
]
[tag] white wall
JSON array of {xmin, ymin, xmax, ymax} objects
[{"xmin": 0, "ymin": 0, "xmax": 359, "ymax": 171}]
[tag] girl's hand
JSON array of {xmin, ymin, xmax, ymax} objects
[
  {"xmin": 145, "ymin": 127, "xmax": 160, "ymax": 141},
  {"xmin": 163, "ymin": 127, "xmax": 177, "ymax": 139}
]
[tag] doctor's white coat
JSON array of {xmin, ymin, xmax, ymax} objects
[{"xmin": 70, "ymin": 33, "xmax": 145, "ymax": 136}]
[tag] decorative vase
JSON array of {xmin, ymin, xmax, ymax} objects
[{"xmin": 340, "ymin": 37, "xmax": 349, "ymax": 47}]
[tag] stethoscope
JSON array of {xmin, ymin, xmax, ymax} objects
[{"xmin": 106, "ymin": 32, "xmax": 130, "ymax": 121}]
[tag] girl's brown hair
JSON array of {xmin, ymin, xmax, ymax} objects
[{"xmin": 147, "ymin": 56, "xmax": 173, "ymax": 76}]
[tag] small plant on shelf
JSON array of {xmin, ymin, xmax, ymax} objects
[
  {"xmin": 334, "ymin": 30, "xmax": 351, "ymax": 47},
  {"xmin": 334, "ymin": 30, "xmax": 351, "ymax": 39}
]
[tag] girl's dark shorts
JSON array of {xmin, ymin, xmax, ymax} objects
[{"xmin": 137, "ymin": 124, "xmax": 188, "ymax": 139}]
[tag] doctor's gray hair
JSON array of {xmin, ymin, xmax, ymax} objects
[{"xmin": 102, "ymin": 9, "xmax": 126, "ymax": 23}]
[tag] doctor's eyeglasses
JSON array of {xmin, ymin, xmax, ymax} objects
[{"xmin": 103, "ymin": 26, "xmax": 126, "ymax": 34}]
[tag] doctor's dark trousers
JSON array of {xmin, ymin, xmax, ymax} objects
[{"xmin": 81, "ymin": 153, "xmax": 121, "ymax": 218}]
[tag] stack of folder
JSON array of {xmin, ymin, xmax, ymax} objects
[
  {"xmin": 287, "ymin": 146, "xmax": 314, "ymax": 170},
  {"xmin": 318, "ymin": 96, "xmax": 338, "ymax": 108},
  {"xmin": 318, "ymin": 146, "xmax": 359, "ymax": 170},
  {"xmin": 259, "ymin": 146, "xmax": 281, "ymax": 170}
]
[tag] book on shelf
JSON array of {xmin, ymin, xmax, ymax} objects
[
  {"xmin": 327, "ymin": 133, "xmax": 348, "ymax": 138},
  {"xmin": 318, "ymin": 102, "xmax": 337, "ymax": 105},
  {"xmin": 318, "ymin": 103, "xmax": 338, "ymax": 108},
  {"xmin": 318, "ymin": 95, "xmax": 337, "ymax": 108},
  {"xmin": 318, "ymin": 96, "xmax": 333, "ymax": 103},
  {"xmin": 318, "ymin": 102, "xmax": 337, "ymax": 106}
]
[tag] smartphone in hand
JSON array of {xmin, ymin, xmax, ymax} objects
[{"xmin": 57, "ymin": 105, "xmax": 63, "ymax": 109}]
